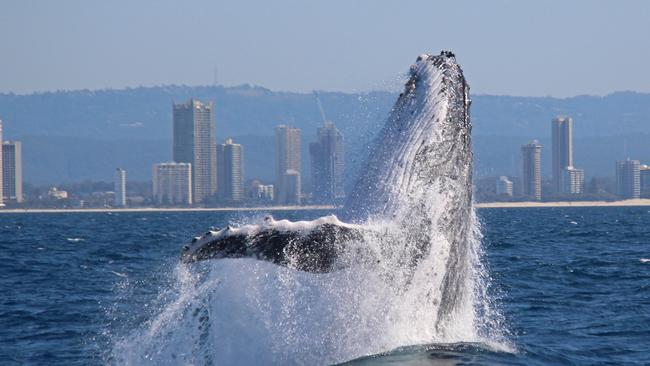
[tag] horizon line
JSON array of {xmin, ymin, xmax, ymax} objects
[{"xmin": 0, "ymin": 83, "xmax": 647, "ymax": 100}]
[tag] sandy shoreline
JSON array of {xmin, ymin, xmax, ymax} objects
[
  {"xmin": 2, "ymin": 200, "xmax": 650, "ymax": 213},
  {"xmin": 475, "ymin": 199, "xmax": 650, "ymax": 208}
]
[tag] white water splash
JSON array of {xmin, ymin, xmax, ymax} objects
[{"xmin": 112, "ymin": 52, "xmax": 510, "ymax": 365}]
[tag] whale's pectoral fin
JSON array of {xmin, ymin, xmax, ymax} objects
[{"xmin": 181, "ymin": 221, "xmax": 364, "ymax": 273}]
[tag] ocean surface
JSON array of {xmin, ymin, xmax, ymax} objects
[{"xmin": 1, "ymin": 207, "xmax": 649, "ymax": 365}]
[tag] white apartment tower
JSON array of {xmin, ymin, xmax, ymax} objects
[
  {"xmin": 562, "ymin": 166, "xmax": 585, "ymax": 194},
  {"xmin": 153, "ymin": 163, "xmax": 192, "ymax": 205}
]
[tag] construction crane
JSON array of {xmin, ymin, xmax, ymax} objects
[{"xmin": 313, "ymin": 90, "xmax": 329, "ymax": 124}]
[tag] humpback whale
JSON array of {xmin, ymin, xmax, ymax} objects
[
  {"xmin": 181, "ymin": 51, "xmax": 473, "ymax": 294},
  {"xmin": 114, "ymin": 53, "xmax": 485, "ymax": 363}
]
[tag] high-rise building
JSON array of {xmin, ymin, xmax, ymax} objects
[
  {"xmin": 282, "ymin": 169, "xmax": 301, "ymax": 205},
  {"xmin": 521, "ymin": 140, "xmax": 542, "ymax": 200},
  {"xmin": 309, "ymin": 122, "xmax": 345, "ymax": 203},
  {"xmin": 552, "ymin": 115, "xmax": 574, "ymax": 193},
  {"xmin": 217, "ymin": 138, "xmax": 244, "ymax": 202},
  {"xmin": 616, "ymin": 159, "xmax": 640, "ymax": 199},
  {"xmin": 2, "ymin": 141, "xmax": 23, "ymax": 204},
  {"xmin": 255, "ymin": 184, "xmax": 274, "ymax": 202},
  {"xmin": 562, "ymin": 166, "xmax": 585, "ymax": 194},
  {"xmin": 0, "ymin": 119, "xmax": 3, "ymax": 207},
  {"xmin": 275, "ymin": 125, "xmax": 301, "ymax": 204},
  {"xmin": 153, "ymin": 162, "xmax": 192, "ymax": 205},
  {"xmin": 246, "ymin": 180, "xmax": 274, "ymax": 203},
  {"xmin": 496, "ymin": 176, "xmax": 513, "ymax": 196},
  {"xmin": 113, "ymin": 168, "xmax": 127, "ymax": 207},
  {"xmin": 640, "ymin": 165, "xmax": 650, "ymax": 193},
  {"xmin": 173, "ymin": 99, "xmax": 217, "ymax": 204}
]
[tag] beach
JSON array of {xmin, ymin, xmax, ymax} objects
[{"xmin": 475, "ymin": 199, "xmax": 650, "ymax": 208}]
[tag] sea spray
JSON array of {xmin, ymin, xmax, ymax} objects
[{"xmin": 112, "ymin": 52, "xmax": 509, "ymax": 364}]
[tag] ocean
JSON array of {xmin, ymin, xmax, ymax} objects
[{"xmin": 0, "ymin": 207, "xmax": 648, "ymax": 365}]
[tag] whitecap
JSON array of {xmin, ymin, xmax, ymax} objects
[{"xmin": 110, "ymin": 271, "xmax": 128, "ymax": 278}]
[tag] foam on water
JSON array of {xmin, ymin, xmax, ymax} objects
[{"xmin": 112, "ymin": 52, "xmax": 509, "ymax": 364}]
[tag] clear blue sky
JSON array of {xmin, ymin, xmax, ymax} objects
[{"xmin": 1, "ymin": 0, "xmax": 649, "ymax": 97}]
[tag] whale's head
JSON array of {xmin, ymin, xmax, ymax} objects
[{"xmin": 343, "ymin": 51, "xmax": 472, "ymax": 224}]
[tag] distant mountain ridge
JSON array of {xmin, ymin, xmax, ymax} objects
[{"xmin": 1, "ymin": 85, "xmax": 649, "ymax": 185}]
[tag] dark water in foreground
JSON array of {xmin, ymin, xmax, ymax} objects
[{"xmin": 0, "ymin": 207, "xmax": 649, "ymax": 365}]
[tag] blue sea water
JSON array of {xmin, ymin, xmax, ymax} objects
[{"xmin": 0, "ymin": 207, "xmax": 649, "ymax": 365}]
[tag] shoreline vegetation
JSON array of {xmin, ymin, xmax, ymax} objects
[{"xmin": 2, "ymin": 200, "xmax": 650, "ymax": 213}]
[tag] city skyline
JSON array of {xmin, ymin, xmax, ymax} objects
[
  {"xmin": 3, "ymin": 96, "xmax": 650, "ymax": 207},
  {"xmin": 2, "ymin": 87, "xmax": 650, "ymax": 206}
]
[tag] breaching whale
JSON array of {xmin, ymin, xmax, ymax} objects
[{"xmin": 181, "ymin": 51, "xmax": 473, "ymax": 283}]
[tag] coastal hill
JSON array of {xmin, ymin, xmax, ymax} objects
[{"xmin": 1, "ymin": 85, "xmax": 649, "ymax": 185}]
